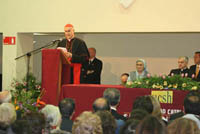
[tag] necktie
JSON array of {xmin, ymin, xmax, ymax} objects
[{"xmin": 196, "ymin": 65, "xmax": 199, "ymax": 78}]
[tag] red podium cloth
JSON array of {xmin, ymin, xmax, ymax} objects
[
  {"xmin": 70, "ymin": 63, "xmax": 82, "ymax": 84},
  {"xmin": 41, "ymin": 49, "xmax": 82, "ymax": 105},
  {"xmin": 62, "ymin": 84, "xmax": 189, "ymax": 119}
]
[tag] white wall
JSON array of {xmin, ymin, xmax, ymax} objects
[
  {"xmin": 32, "ymin": 33, "xmax": 200, "ymax": 85},
  {"xmin": 1, "ymin": 0, "xmax": 200, "ymax": 89},
  {"xmin": 1, "ymin": 0, "xmax": 200, "ymax": 33},
  {"xmin": 0, "ymin": 34, "xmax": 2, "ymax": 74}
]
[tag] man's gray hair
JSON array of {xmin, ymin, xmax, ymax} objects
[
  {"xmin": 0, "ymin": 90, "xmax": 12, "ymax": 104},
  {"xmin": 41, "ymin": 104, "xmax": 61, "ymax": 128},
  {"xmin": 179, "ymin": 56, "xmax": 189, "ymax": 63},
  {"xmin": 0, "ymin": 103, "xmax": 16, "ymax": 127},
  {"xmin": 103, "ymin": 88, "xmax": 120, "ymax": 106}
]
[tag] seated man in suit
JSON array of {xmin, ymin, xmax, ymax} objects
[
  {"xmin": 169, "ymin": 56, "xmax": 189, "ymax": 76},
  {"xmin": 103, "ymin": 88, "xmax": 127, "ymax": 121},
  {"xmin": 57, "ymin": 24, "xmax": 89, "ymax": 83},
  {"xmin": 189, "ymin": 51, "xmax": 200, "ymax": 81},
  {"xmin": 58, "ymin": 98, "xmax": 75, "ymax": 132},
  {"xmin": 83, "ymin": 47, "xmax": 103, "ymax": 84}
]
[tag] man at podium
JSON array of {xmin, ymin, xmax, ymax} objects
[{"xmin": 57, "ymin": 24, "xmax": 89, "ymax": 83}]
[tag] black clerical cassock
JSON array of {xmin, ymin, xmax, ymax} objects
[{"xmin": 57, "ymin": 37, "xmax": 89, "ymax": 83}]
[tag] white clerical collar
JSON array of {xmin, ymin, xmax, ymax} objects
[
  {"xmin": 181, "ymin": 67, "xmax": 188, "ymax": 71},
  {"xmin": 89, "ymin": 58, "xmax": 95, "ymax": 62}
]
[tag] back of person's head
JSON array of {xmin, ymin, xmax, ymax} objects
[
  {"xmin": 93, "ymin": 98, "xmax": 110, "ymax": 112},
  {"xmin": 136, "ymin": 115, "xmax": 167, "ymax": 134},
  {"xmin": 12, "ymin": 112, "xmax": 45, "ymax": 134},
  {"xmin": 0, "ymin": 103, "xmax": 16, "ymax": 128},
  {"xmin": 167, "ymin": 118, "xmax": 200, "ymax": 134},
  {"xmin": 121, "ymin": 73, "xmax": 129, "ymax": 77},
  {"xmin": 103, "ymin": 88, "xmax": 120, "ymax": 106},
  {"xmin": 95, "ymin": 111, "xmax": 116, "ymax": 134},
  {"xmin": 11, "ymin": 120, "xmax": 30, "ymax": 134},
  {"xmin": 130, "ymin": 109, "xmax": 149, "ymax": 121},
  {"xmin": 132, "ymin": 95, "xmax": 162, "ymax": 119},
  {"xmin": 41, "ymin": 104, "xmax": 61, "ymax": 128},
  {"xmin": 72, "ymin": 111, "xmax": 103, "ymax": 134},
  {"xmin": 149, "ymin": 96, "xmax": 162, "ymax": 119},
  {"xmin": 184, "ymin": 91, "xmax": 200, "ymax": 115},
  {"xmin": 120, "ymin": 119, "xmax": 140, "ymax": 134},
  {"xmin": 133, "ymin": 96, "xmax": 153, "ymax": 114},
  {"xmin": 0, "ymin": 90, "xmax": 12, "ymax": 104},
  {"xmin": 59, "ymin": 98, "xmax": 75, "ymax": 118}
]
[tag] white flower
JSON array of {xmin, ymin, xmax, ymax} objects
[{"xmin": 127, "ymin": 81, "xmax": 133, "ymax": 86}]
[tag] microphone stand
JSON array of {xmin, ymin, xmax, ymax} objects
[{"xmin": 15, "ymin": 40, "xmax": 60, "ymax": 90}]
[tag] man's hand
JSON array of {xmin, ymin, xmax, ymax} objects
[
  {"xmin": 66, "ymin": 52, "xmax": 72, "ymax": 58},
  {"xmin": 57, "ymin": 48, "xmax": 72, "ymax": 58}
]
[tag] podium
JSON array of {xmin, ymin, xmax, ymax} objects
[{"xmin": 41, "ymin": 49, "xmax": 82, "ymax": 105}]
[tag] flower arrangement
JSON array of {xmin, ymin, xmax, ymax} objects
[
  {"xmin": 11, "ymin": 74, "xmax": 45, "ymax": 116},
  {"xmin": 126, "ymin": 74, "xmax": 200, "ymax": 91}
]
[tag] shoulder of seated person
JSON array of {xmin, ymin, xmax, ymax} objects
[{"xmin": 190, "ymin": 65, "xmax": 196, "ymax": 68}]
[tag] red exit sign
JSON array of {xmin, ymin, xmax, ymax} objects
[{"xmin": 3, "ymin": 36, "xmax": 16, "ymax": 45}]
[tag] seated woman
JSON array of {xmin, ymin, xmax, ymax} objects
[{"xmin": 128, "ymin": 59, "xmax": 149, "ymax": 82}]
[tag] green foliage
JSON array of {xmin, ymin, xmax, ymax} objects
[
  {"xmin": 126, "ymin": 75, "xmax": 200, "ymax": 91},
  {"xmin": 11, "ymin": 74, "xmax": 42, "ymax": 115}
]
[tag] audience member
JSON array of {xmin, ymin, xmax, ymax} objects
[
  {"xmin": 167, "ymin": 118, "xmax": 200, "ymax": 134},
  {"xmin": 130, "ymin": 109, "xmax": 149, "ymax": 121},
  {"xmin": 0, "ymin": 103, "xmax": 16, "ymax": 134},
  {"xmin": 72, "ymin": 111, "xmax": 103, "ymax": 134},
  {"xmin": 96, "ymin": 111, "xmax": 117, "ymax": 134},
  {"xmin": 41, "ymin": 104, "xmax": 70, "ymax": 134},
  {"xmin": 120, "ymin": 109, "xmax": 149, "ymax": 134},
  {"xmin": 12, "ymin": 112, "xmax": 45, "ymax": 134},
  {"xmin": 183, "ymin": 91, "xmax": 200, "ymax": 129},
  {"xmin": 103, "ymin": 88, "xmax": 127, "ymax": 121},
  {"xmin": 93, "ymin": 97, "xmax": 110, "ymax": 112},
  {"xmin": 132, "ymin": 95, "xmax": 162, "ymax": 120},
  {"xmin": 59, "ymin": 98, "xmax": 75, "ymax": 132},
  {"xmin": 0, "ymin": 90, "xmax": 12, "ymax": 104},
  {"xmin": 120, "ymin": 119, "xmax": 140, "ymax": 134},
  {"xmin": 136, "ymin": 115, "xmax": 167, "ymax": 134}
]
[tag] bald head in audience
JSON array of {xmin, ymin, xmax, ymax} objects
[{"xmin": 93, "ymin": 98, "xmax": 110, "ymax": 112}]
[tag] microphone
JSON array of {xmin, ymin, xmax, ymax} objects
[{"xmin": 52, "ymin": 38, "xmax": 64, "ymax": 43}]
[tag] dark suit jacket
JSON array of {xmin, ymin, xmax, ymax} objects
[
  {"xmin": 169, "ymin": 68, "xmax": 189, "ymax": 76},
  {"xmin": 57, "ymin": 37, "xmax": 89, "ymax": 64},
  {"xmin": 111, "ymin": 109, "xmax": 127, "ymax": 121},
  {"xmin": 189, "ymin": 65, "xmax": 200, "ymax": 82},
  {"xmin": 60, "ymin": 118, "xmax": 73, "ymax": 133},
  {"xmin": 83, "ymin": 58, "xmax": 103, "ymax": 84}
]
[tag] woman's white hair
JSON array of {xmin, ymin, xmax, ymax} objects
[
  {"xmin": 41, "ymin": 104, "xmax": 61, "ymax": 128},
  {"xmin": 0, "ymin": 103, "xmax": 16, "ymax": 127},
  {"xmin": 0, "ymin": 90, "xmax": 12, "ymax": 103}
]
